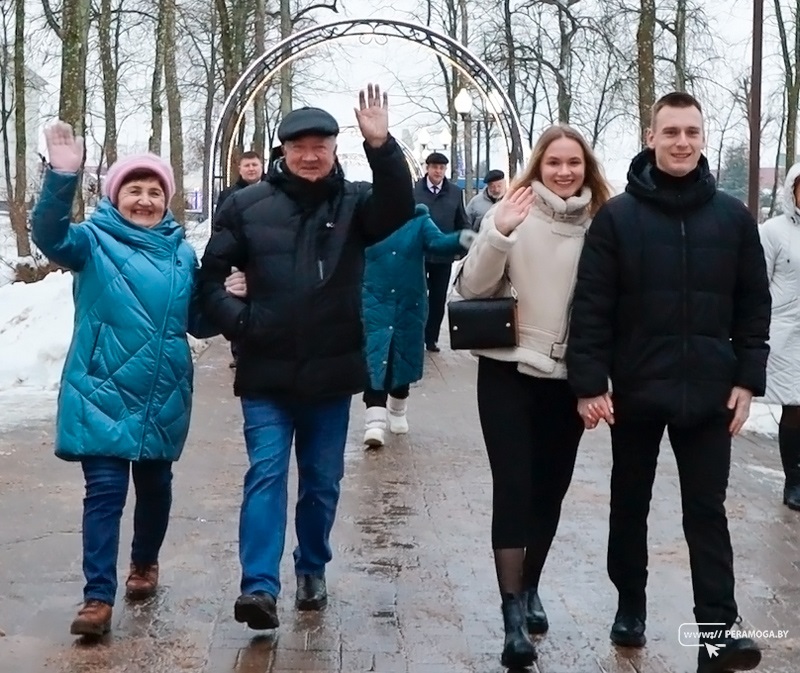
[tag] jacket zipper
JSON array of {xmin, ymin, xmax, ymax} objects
[
  {"xmin": 141, "ymin": 248, "xmax": 178, "ymax": 459},
  {"xmin": 680, "ymin": 218, "xmax": 688, "ymax": 419}
]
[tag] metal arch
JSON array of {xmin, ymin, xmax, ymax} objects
[{"xmin": 207, "ymin": 18, "xmax": 527, "ymax": 216}]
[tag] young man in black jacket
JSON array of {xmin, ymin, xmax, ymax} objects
[
  {"xmin": 199, "ymin": 84, "xmax": 415, "ymax": 631},
  {"xmin": 567, "ymin": 92, "xmax": 769, "ymax": 673}
]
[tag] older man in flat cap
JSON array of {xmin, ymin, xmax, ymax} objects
[
  {"xmin": 199, "ymin": 84, "xmax": 414, "ymax": 630},
  {"xmin": 465, "ymin": 169, "xmax": 506, "ymax": 232},
  {"xmin": 414, "ymin": 152, "xmax": 469, "ymax": 352}
]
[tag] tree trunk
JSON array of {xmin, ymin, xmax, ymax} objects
[
  {"xmin": 162, "ymin": 0, "xmax": 184, "ymax": 222},
  {"xmin": 12, "ymin": 0, "xmax": 30, "ymax": 255},
  {"xmin": 280, "ymin": 0, "xmax": 292, "ymax": 117},
  {"xmin": 674, "ymin": 0, "xmax": 687, "ymax": 90},
  {"xmin": 99, "ymin": 0, "xmax": 118, "ymax": 167},
  {"xmin": 774, "ymin": 0, "xmax": 799, "ymax": 169},
  {"xmin": 252, "ymin": 0, "xmax": 266, "ymax": 155},
  {"xmin": 149, "ymin": 11, "xmax": 166, "ymax": 154},
  {"xmin": 637, "ymin": 0, "xmax": 656, "ymax": 144},
  {"xmin": 59, "ymin": 0, "xmax": 90, "ymax": 220},
  {"xmin": 502, "ymin": 0, "xmax": 521, "ymax": 174},
  {"xmin": 201, "ymin": 3, "xmax": 218, "ymax": 219},
  {"xmin": 556, "ymin": 6, "xmax": 572, "ymax": 123}
]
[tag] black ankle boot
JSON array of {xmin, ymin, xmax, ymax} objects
[
  {"xmin": 522, "ymin": 588, "xmax": 549, "ymax": 634},
  {"xmin": 778, "ymin": 422, "xmax": 800, "ymax": 511},
  {"xmin": 610, "ymin": 609, "xmax": 646, "ymax": 648},
  {"xmin": 697, "ymin": 636, "xmax": 761, "ymax": 672},
  {"xmin": 500, "ymin": 594, "xmax": 537, "ymax": 669}
]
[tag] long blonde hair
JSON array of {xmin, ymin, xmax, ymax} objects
[{"xmin": 509, "ymin": 124, "xmax": 612, "ymax": 216}]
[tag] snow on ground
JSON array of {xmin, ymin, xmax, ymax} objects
[{"xmin": 0, "ymin": 215, "xmax": 783, "ymax": 438}]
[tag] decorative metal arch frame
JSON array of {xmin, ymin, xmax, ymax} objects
[{"xmin": 207, "ymin": 18, "xmax": 527, "ymax": 214}]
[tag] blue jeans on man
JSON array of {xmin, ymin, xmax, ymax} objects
[
  {"xmin": 81, "ymin": 457, "xmax": 173, "ymax": 605},
  {"xmin": 238, "ymin": 395, "xmax": 350, "ymax": 599}
]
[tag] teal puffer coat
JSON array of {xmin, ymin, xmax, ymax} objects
[
  {"xmin": 31, "ymin": 170, "xmax": 203, "ymax": 462},
  {"xmin": 362, "ymin": 204, "xmax": 465, "ymax": 391}
]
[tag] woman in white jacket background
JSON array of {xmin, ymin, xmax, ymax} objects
[
  {"xmin": 759, "ymin": 161, "xmax": 800, "ymax": 511},
  {"xmin": 456, "ymin": 124, "xmax": 611, "ymax": 669}
]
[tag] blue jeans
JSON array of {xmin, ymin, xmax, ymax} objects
[
  {"xmin": 81, "ymin": 457, "xmax": 173, "ymax": 605},
  {"xmin": 239, "ymin": 396, "xmax": 350, "ymax": 598}
]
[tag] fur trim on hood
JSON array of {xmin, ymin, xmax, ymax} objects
[{"xmin": 783, "ymin": 162, "xmax": 800, "ymax": 223}]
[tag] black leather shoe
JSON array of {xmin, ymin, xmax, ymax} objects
[
  {"xmin": 425, "ymin": 342, "xmax": 440, "ymax": 353},
  {"xmin": 296, "ymin": 574, "xmax": 327, "ymax": 610},
  {"xmin": 523, "ymin": 588, "xmax": 549, "ymax": 634},
  {"xmin": 697, "ymin": 637, "xmax": 761, "ymax": 672},
  {"xmin": 234, "ymin": 592, "xmax": 279, "ymax": 630},
  {"xmin": 500, "ymin": 593, "xmax": 537, "ymax": 669},
  {"xmin": 610, "ymin": 611, "xmax": 646, "ymax": 647},
  {"xmin": 784, "ymin": 483, "xmax": 800, "ymax": 511}
]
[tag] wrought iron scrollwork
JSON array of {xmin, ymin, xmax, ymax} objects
[{"xmin": 208, "ymin": 18, "xmax": 526, "ymax": 217}]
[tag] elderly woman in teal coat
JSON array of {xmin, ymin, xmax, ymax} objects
[
  {"xmin": 31, "ymin": 121, "xmax": 237, "ymax": 638},
  {"xmin": 361, "ymin": 203, "xmax": 475, "ymax": 446}
]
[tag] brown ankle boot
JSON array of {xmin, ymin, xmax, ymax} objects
[
  {"xmin": 70, "ymin": 600, "xmax": 112, "ymax": 636},
  {"xmin": 125, "ymin": 563, "xmax": 159, "ymax": 600}
]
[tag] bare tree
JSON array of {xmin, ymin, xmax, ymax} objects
[
  {"xmin": 774, "ymin": 0, "xmax": 800, "ymax": 168},
  {"xmin": 161, "ymin": 0, "xmax": 184, "ymax": 221},
  {"xmin": 637, "ymin": 0, "xmax": 656, "ymax": 143}
]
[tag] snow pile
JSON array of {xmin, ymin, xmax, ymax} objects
[
  {"xmin": 744, "ymin": 402, "xmax": 781, "ymax": 438},
  {"xmin": 0, "ymin": 271, "xmax": 210, "ymax": 396}
]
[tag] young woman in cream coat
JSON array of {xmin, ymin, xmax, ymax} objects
[
  {"xmin": 456, "ymin": 124, "xmax": 612, "ymax": 668},
  {"xmin": 760, "ymin": 161, "xmax": 800, "ymax": 511}
]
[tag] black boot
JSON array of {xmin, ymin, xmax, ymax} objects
[
  {"xmin": 234, "ymin": 592, "xmax": 279, "ymax": 630},
  {"xmin": 778, "ymin": 419, "xmax": 800, "ymax": 510},
  {"xmin": 500, "ymin": 594, "xmax": 537, "ymax": 669},
  {"xmin": 697, "ymin": 637, "xmax": 761, "ymax": 672},
  {"xmin": 610, "ymin": 609, "xmax": 646, "ymax": 648},
  {"xmin": 295, "ymin": 574, "xmax": 328, "ymax": 610},
  {"xmin": 522, "ymin": 588, "xmax": 549, "ymax": 634}
]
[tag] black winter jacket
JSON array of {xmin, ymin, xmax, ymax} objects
[
  {"xmin": 199, "ymin": 137, "xmax": 415, "ymax": 401},
  {"xmin": 567, "ymin": 151, "xmax": 770, "ymax": 426},
  {"xmin": 414, "ymin": 177, "xmax": 469, "ymax": 263},
  {"xmin": 216, "ymin": 174, "xmax": 267, "ymax": 211}
]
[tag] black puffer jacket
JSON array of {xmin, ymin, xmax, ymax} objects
[
  {"xmin": 216, "ymin": 174, "xmax": 266, "ymax": 210},
  {"xmin": 567, "ymin": 150, "xmax": 770, "ymax": 426},
  {"xmin": 199, "ymin": 137, "xmax": 415, "ymax": 401}
]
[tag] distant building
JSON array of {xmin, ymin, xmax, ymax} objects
[{"xmin": 0, "ymin": 60, "xmax": 47, "ymax": 202}]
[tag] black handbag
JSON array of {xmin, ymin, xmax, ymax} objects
[{"xmin": 447, "ymin": 267, "xmax": 518, "ymax": 350}]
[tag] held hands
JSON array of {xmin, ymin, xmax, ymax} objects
[
  {"xmin": 225, "ymin": 267, "xmax": 247, "ymax": 298},
  {"xmin": 494, "ymin": 186, "xmax": 535, "ymax": 236},
  {"xmin": 727, "ymin": 386, "xmax": 753, "ymax": 436},
  {"xmin": 355, "ymin": 83, "xmax": 389, "ymax": 148},
  {"xmin": 577, "ymin": 393, "xmax": 615, "ymax": 430},
  {"xmin": 43, "ymin": 120, "xmax": 85, "ymax": 173}
]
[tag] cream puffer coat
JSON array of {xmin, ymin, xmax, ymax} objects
[
  {"xmin": 455, "ymin": 181, "xmax": 592, "ymax": 379},
  {"xmin": 760, "ymin": 162, "xmax": 800, "ymax": 404}
]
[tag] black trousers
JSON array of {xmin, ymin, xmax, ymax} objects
[
  {"xmin": 477, "ymin": 358, "xmax": 583, "ymax": 566},
  {"xmin": 363, "ymin": 352, "xmax": 410, "ymax": 407},
  {"xmin": 608, "ymin": 417, "xmax": 738, "ymax": 625},
  {"xmin": 424, "ymin": 262, "xmax": 452, "ymax": 345}
]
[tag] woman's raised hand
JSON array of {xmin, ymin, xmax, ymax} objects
[
  {"xmin": 43, "ymin": 120, "xmax": 85, "ymax": 173},
  {"xmin": 493, "ymin": 185, "xmax": 535, "ymax": 236}
]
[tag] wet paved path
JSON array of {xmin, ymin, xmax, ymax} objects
[{"xmin": 1, "ymin": 339, "xmax": 798, "ymax": 673}]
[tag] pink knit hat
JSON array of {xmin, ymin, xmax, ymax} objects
[{"xmin": 103, "ymin": 154, "xmax": 176, "ymax": 206}]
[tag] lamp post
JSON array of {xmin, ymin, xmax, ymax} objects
[{"xmin": 454, "ymin": 87, "xmax": 474, "ymax": 197}]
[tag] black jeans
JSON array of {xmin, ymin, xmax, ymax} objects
[
  {"xmin": 608, "ymin": 417, "xmax": 737, "ymax": 625},
  {"xmin": 424, "ymin": 261, "xmax": 452, "ymax": 345},
  {"xmin": 476, "ymin": 357, "xmax": 583, "ymax": 584},
  {"xmin": 363, "ymin": 353, "xmax": 409, "ymax": 407}
]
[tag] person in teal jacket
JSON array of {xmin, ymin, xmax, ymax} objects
[
  {"xmin": 31, "ymin": 121, "xmax": 231, "ymax": 638},
  {"xmin": 361, "ymin": 203, "xmax": 475, "ymax": 446}
]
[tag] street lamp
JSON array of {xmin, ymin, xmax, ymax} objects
[
  {"xmin": 454, "ymin": 88, "xmax": 475, "ymax": 196},
  {"xmin": 438, "ymin": 129, "xmax": 451, "ymax": 150}
]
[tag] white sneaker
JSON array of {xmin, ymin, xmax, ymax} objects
[
  {"xmin": 387, "ymin": 396, "xmax": 409, "ymax": 434},
  {"xmin": 363, "ymin": 406, "xmax": 387, "ymax": 447}
]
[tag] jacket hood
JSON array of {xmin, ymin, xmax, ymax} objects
[
  {"xmin": 625, "ymin": 149, "xmax": 716, "ymax": 212},
  {"xmin": 413, "ymin": 203, "xmax": 429, "ymax": 216},
  {"xmin": 783, "ymin": 162, "xmax": 800, "ymax": 223},
  {"xmin": 92, "ymin": 198, "xmax": 184, "ymax": 252}
]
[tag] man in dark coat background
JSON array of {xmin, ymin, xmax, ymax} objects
[
  {"xmin": 216, "ymin": 150, "xmax": 267, "ymax": 367},
  {"xmin": 567, "ymin": 91, "xmax": 769, "ymax": 673},
  {"xmin": 199, "ymin": 84, "xmax": 415, "ymax": 632},
  {"xmin": 413, "ymin": 152, "xmax": 469, "ymax": 351}
]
